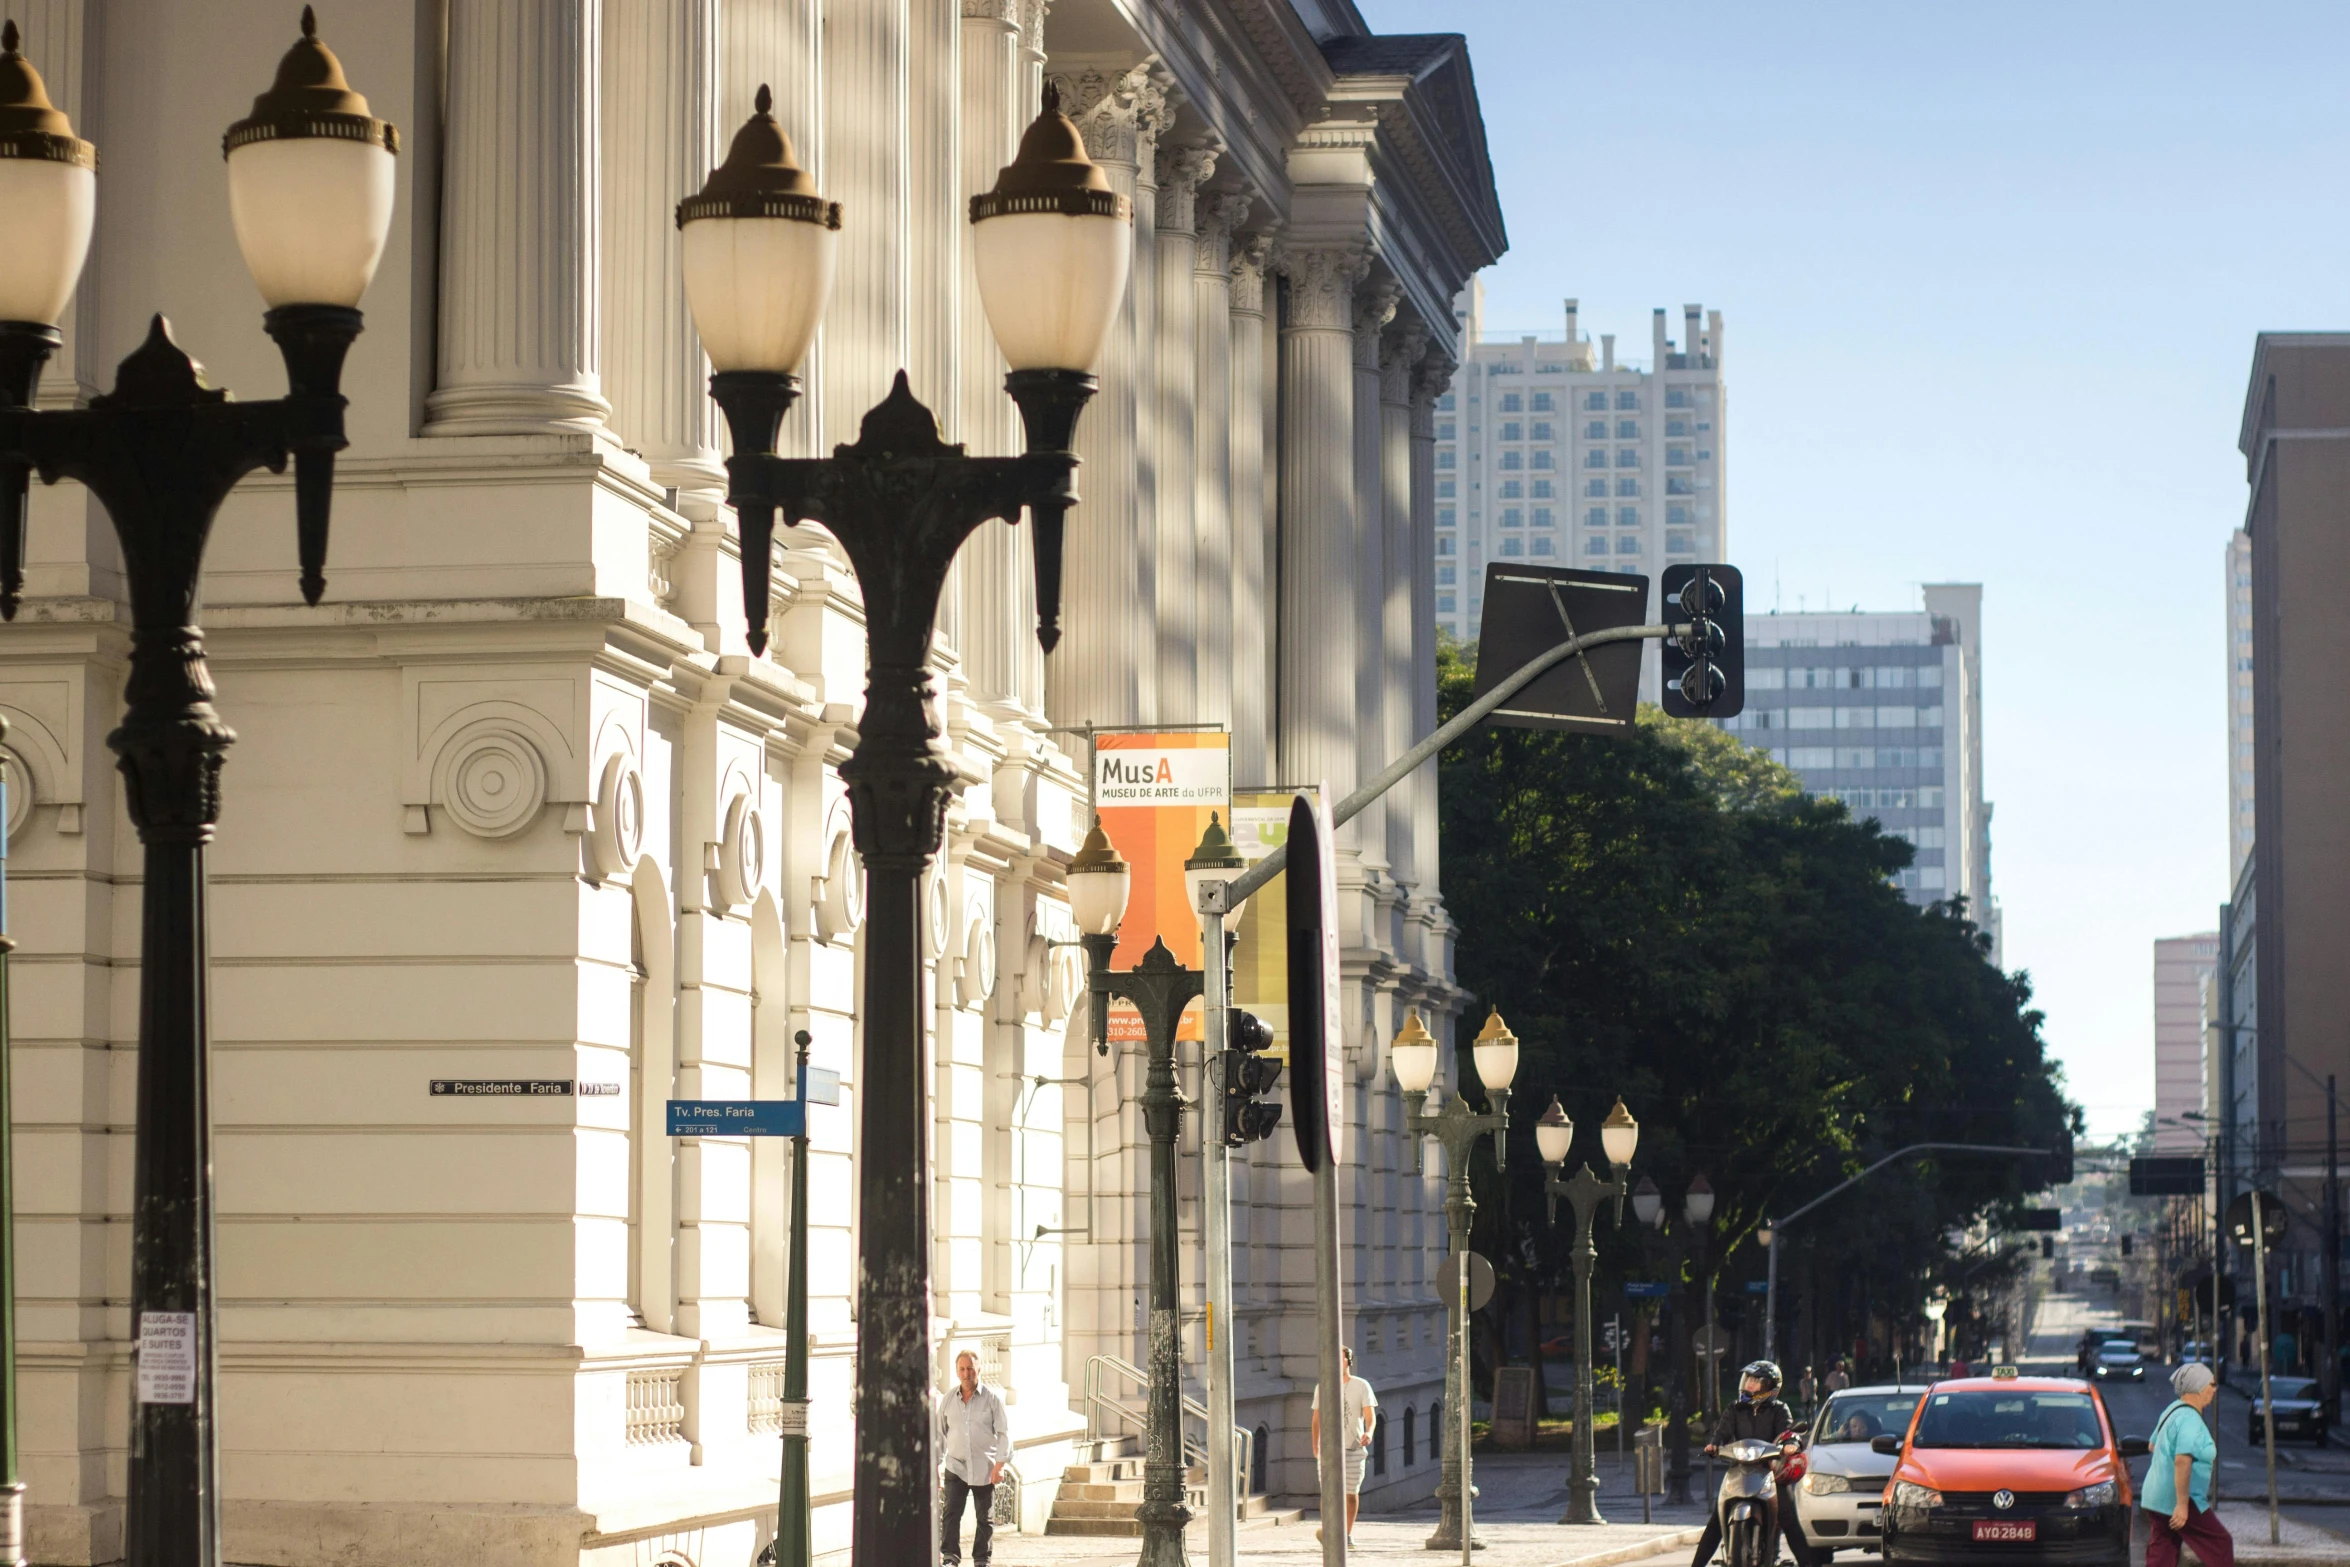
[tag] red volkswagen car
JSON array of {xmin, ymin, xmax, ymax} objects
[{"xmin": 1874, "ymin": 1371, "xmax": 2148, "ymax": 1567}]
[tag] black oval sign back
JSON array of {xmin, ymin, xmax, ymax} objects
[{"xmin": 1286, "ymin": 792, "xmax": 1339, "ymax": 1172}]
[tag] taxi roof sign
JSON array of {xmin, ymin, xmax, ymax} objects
[{"xmin": 1991, "ymin": 1365, "xmax": 2020, "ymax": 1379}]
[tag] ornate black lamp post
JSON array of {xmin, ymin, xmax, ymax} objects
[
  {"xmin": 1062, "ymin": 815, "xmax": 1251, "ymax": 1567},
  {"xmin": 0, "ymin": 16, "xmax": 395, "ymax": 1566},
  {"xmin": 1392, "ymin": 1010, "xmax": 1520, "ymax": 1554},
  {"xmin": 673, "ymin": 84, "xmax": 1130, "ymax": 1567},
  {"xmin": 1535, "ymin": 1096, "xmax": 1640, "ymax": 1525}
]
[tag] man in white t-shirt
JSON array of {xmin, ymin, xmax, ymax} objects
[{"xmin": 1310, "ymin": 1346, "xmax": 1378, "ymax": 1547}]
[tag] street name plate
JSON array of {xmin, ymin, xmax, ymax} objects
[
  {"xmin": 776, "ymin": 1399, "xmax": 810, "ymax": 1437},
  {"xmin": 136, "ymin": 1311, "xmax": 197, "ymax": 1405},
  {"xmin": 1624, "ymin": 1281, "xmax": 1672, "ymax": 1299},
  {"xmin": 667, "ymin": 1099, "xmax": 809, "ymax": 1137},
  {"xmin": 431, "ymin": 1079, "xmax": 579, "ymax": 1096}
]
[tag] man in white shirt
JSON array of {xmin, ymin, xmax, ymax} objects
[
  {"xmin": 936, "ymin": 1351, "xmax": 1011, "ymax": 1567},
  {"xmin": 1310, "ymin": 1346, "xmax": 1378, "ymax": 1547}
]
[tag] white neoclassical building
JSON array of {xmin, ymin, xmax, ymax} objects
[{"xmin": 0, "ymin": 1, "xmax": 1505, "ymax": 1563}]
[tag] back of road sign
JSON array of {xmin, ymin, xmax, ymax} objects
[
  {"xmin": 1286, "ymin": 791, "xmax": 1342, "ymax": 1172},
  {"xmin": 1439, "ymin": 1250, "xmax": 1495, "ymax": 1312},
  {"xmin": 1471, "ymin": 564, "xmax": 1648, "ymax": 736}
]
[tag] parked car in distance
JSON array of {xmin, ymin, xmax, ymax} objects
[
  {"xmin": 2250, "ymin": 1377, "xmax": 2329, "ymax": 1445},
  {"xmin": 1793, "ymin": 1386, "xmax": 1931, "ymax": 1556}
]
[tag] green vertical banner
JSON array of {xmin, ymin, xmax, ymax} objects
[{"xmin": 1228, "ymin": 789, "xmax": 1322, "ymax": 1066}]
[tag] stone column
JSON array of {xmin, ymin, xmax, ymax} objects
[
  {"xmin": 1350, "ymin": 280, "xmax": 1398, "ymax": 878},
  {"xmin": 1048, "ymin": 64, "xmax": 1168, "ymax": 731},
  {"xmin": 721, "ymin": 0, "xmax": 822, "ymax": 454},
  {"xmin": 1226, "ymin": 233, "xmax": 1274, "ymax": 785},
  {"xmin": 427, "ymin": 0, "xmax": 610, "ymax": 435},
  {"xmin": 1192, "ymin": 193, "xmax": 1249, "ymax": 742},
  {"xmin": 955, "ymin": 0, "xmax": 1025, "ymax": 715},
  {"xmin": 1277, "ymin": 244, "xmax": 1366, "ymax": 805},
  {"xmin": 1011, "ymin": 0, "xmax": 1052, "ymax": 716},
  {"xmin": 1380, "ymin": 322, "xmax": 1423, "ymax": 890},
  {"xmin": 1411, "ymin": 353, "xmax": 1452, "ymax": 905},
  {"xmin": 1150, "ymin": 142, "xmax": 1216, "ymax": 724},
  {"xmin": 910, "ymin": 0, "xmax": 964, "ymax": 659},
  {"xmin": 602, "ymin": 0, "xmax": 723, "ymax": 507},
  {"xmin": 822, "ymin": 0, "xmax": 910, "ymax": 435}
]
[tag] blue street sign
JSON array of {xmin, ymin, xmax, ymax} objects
[
  {"xmin": 1745, "ymin": 1280, "xmax": 1769, "ymax": 1294},
  {"xmin": 669, "ymin": 1099, "xmax": 806, "ymax": 1137},
  {"xmin": 1624, "ymin": 1281, "xmax": 1672, "ymax": 1299}
]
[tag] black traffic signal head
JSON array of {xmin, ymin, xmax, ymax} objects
[
  {"xmin": 1660, "ymin": 563, "xmax": 1744, "ymax": 718},
  {"xmin": 2040, "ymin": 1236, "xmax": 2054, "ymax": 1259},
  {"xmin": 1230, "ymin": 1009, "xmax": 1274, "ymax": 1054},
  {"xmin": 1221, "ymin": 1009, "xmax": 1283, "ymax": 1148},
  {"xmin": 2120, "ymin": 1235, "xmax": 2132, "ymax": 1256}
]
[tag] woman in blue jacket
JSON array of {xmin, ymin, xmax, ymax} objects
[{"xmin": 2142, "ymin": 1362, "xmax": 2230, "ymax": 1567}]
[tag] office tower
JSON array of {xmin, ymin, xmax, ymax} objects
[
  {"xmin": 1715, "ymin": 589, "xmax": 2000, "ymax": 962},
  {"xmin": 2239, "ymin": 333, "xmax": 2350, "ymax": 1186},
  {"xmin": 2227, "ymin": 529, "xmax": 2253, "ymax": 879},
  {"xmin": 2153, "ymin": 934, "xmax": 2220, "ymax": 1153},
  {"xmin": 1430, "ymin": 283, "xmax": 1727, "ymax": 641}
]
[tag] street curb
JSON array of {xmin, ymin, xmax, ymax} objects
[{"xmin": 1543, "ymin": 1524, "xmax": 1707, "ymax": 1567}]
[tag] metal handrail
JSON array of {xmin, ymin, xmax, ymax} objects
[{"xmin": 1082, "ymin": 1353, "xmax": 1255, "ymax": 1505}]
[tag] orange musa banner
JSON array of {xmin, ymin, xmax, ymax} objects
[{"xmin": 1095, "ymin": 731, "xmax": 1231, "ymax": 1042}]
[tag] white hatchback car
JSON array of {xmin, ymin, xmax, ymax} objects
[{"xmin": 1792, "ymin": 1387, "xmax": 1931, "ymax": 1556}]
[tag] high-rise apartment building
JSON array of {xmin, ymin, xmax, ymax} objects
[
  {"xmin": 2153, "ymin": 934, "xmax": 2220, "ymax": 1153},
  {"xmin": 2227, "ymin": 528, "xmax": 2253, "ymax": 878},
  {"xmin": 2239, "ymin": 333, "xmax": 2350, "ymax": 1186},
  {"xmin": 1430, "ymin": 281, "xmax": 1727, "ymax": 641},
  {"xmin": 1715, "ymin": 587, "xmax": 2000, "ymax": 962}
]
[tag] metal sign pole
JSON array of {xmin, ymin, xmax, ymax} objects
[
  {"xmin": 777, "ymin": 1033, "xmax": 815, "ymax": 1567},
  {"xmin": 1201, "ymin": 903, "xmax": 1238, "ymax": 1567},
  {"xmin": 2252, "ymin": 1203, "xmax": 2279, "ymax": 1544}
]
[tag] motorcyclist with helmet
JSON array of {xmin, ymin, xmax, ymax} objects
[{"xmin": 1690, "ymin": 1360, "xmax": 1815, "ymax": 1567}]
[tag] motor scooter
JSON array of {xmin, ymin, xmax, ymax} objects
[{"xmin": 1713, "ymin": 1434, "xmax": 1799, "ymax": 1567}]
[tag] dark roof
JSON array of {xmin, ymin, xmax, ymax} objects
[{"xmin": 1318, "ymin": 33, "xmax": 1459, "ymax": 80}]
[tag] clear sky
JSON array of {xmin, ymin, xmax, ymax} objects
[{"xmin": 1356, "ymin": 0, "xmax": 2350, "ymax": 1138}]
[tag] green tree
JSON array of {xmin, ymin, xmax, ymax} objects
[{"xmin": 1433, "ymin": 640, "xmax": 2074, "ymax": 1387}]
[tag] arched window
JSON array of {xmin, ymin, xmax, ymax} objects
[
  {"xmin": 1252, "ymin": 1423, "xmax": 1271, "ymax": 1494},
  {"xmin": 1372, "ymin": 1410, "xmax": 1388, "ymax": 1476},
  {"xmin": 1431, "ymin": 1399, "xmax": 1442, "ymax": 1461},
  {"xmin": 1404, "ymin": 1405, "xmax": 1417, "ymax": 1466}
]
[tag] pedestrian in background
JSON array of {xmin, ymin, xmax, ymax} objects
[
  {"xmin": 1312, "ymin": 1346, "xmax": 1378, "ymax": 1549},
  {"xmin": 937, "ymin": 1351, "xmax": 1011, "ymax": 1567},
  {"xmin": 2143, "ymin": 1363, "xmax": 2230, "ymax": 1567}
]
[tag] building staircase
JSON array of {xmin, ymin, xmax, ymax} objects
[{"xmin": 1043, "ymin": 1434, "xmax": 1304, "ymax": 1537}]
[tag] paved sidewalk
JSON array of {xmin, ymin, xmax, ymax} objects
[
  {"xmin": 993, "ymin": 1456, "xmax": 1709, "ymax": 1567},
  {"xmin": 2211, "ymin": 1502, "xmax": 2350, "ymax": 1566}
]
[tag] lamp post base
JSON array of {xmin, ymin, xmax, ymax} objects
[
  {"xmin": 1559, "ymin": 1475, "xmax": 1606, "ymax": 1526},
  {"xmin": 1424, "ymin": 1466, "xmax": 1484, "ymax": 1552}
]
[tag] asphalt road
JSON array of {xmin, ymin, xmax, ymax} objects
[{"xmin": 2032, "ymin": 1285, "xmax": 2350, "ymax": 1549}]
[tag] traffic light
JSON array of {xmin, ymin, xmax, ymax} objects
[
  {"xmin": 2120, "ymin": 1235, "xmax": 2133, "ymax": 1257},
  {"xmin": 1660, "ymin": 564, "xmax": 1744, "ymax": 718},
  {"xmin": 2040, "ymin": 1236, "xmax": 2054, "ymax": 1259},
  {"xmin": 1220, "ymin": 1009, "xmax": 1283, "ymax": 1147}
]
